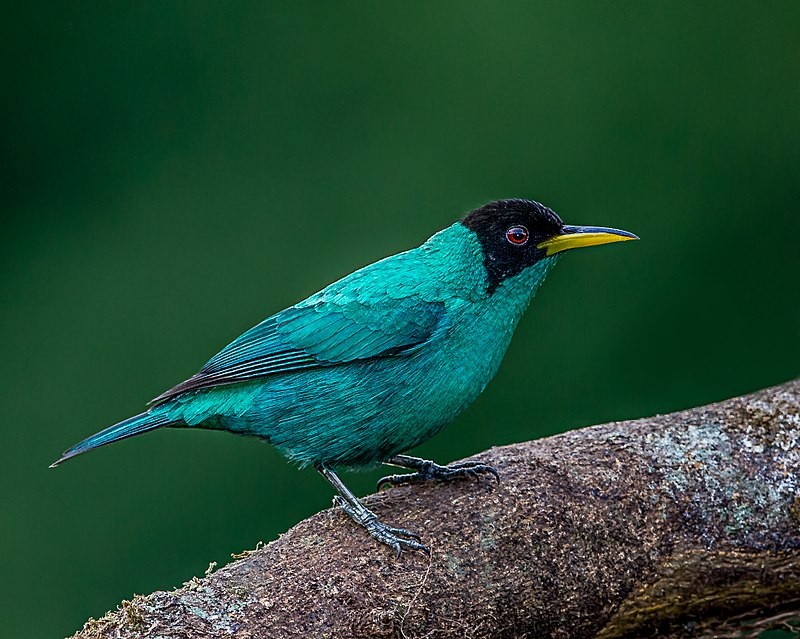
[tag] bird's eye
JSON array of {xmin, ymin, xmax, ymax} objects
[{"xmin": 505, "ymin": 225, "xmax": 529, "ymax": 246}]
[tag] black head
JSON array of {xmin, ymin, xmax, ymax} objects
[{"xmin": 462, "ymin": 199, "xmax": 564, "ymax": 293}]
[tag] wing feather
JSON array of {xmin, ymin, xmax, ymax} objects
[{"xmin": 149, "ymin": 291, "xmax": 444, "ymax": 405}]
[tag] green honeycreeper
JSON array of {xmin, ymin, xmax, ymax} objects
[{"xmin": 52, "ymin": 199, "xmax": 636, "ymax": 554}]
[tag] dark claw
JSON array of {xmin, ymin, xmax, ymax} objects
[
  {"xmin": 446, "ymin": 460, "xmax": 501, "ymax": 482},
  {"xmin": 378, "ymin": 460, "xmax": 501, "ymax": 489},
  {"xmin": 464, "ymin": 462, "xmax": 501, "ymax": 483},
  {"xmin": 377, "ymin": 473, "xmax": 424, "ymax": 491},
  {"xmin": 383, "ymin": 525, "xmax": 422, "ymax": 542},
  {"xmin": 332, "ymin": 496, "xmax": 428, "ymax": 555},
  {"xmin": 364, "ymin": 521, "xmax": 429, "ymax": 556}
]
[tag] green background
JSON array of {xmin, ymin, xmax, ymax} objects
[{"xmin": 3, "ymin": 3, "xmax": 799, "ymax": 637}]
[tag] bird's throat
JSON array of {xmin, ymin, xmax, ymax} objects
[{"xmin": 489, "ymin": 255, "xmax": 560, "ymax": 309}]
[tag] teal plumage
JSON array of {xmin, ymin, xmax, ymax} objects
[
  {"xmin": 53, "ymin": 199, "xmax": 635, "ymax": 553},
  {"xmin": 155, "ymin": 225, "xmax": 556, "ymax": 467}
]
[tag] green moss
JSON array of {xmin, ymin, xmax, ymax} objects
[
  {"xmin": 444, "ymin": 554, "xmax": 465, "ymax": 577},
  {"xmin": 120, "ymin": 598, "xmax": 144, "ymax": 631}
]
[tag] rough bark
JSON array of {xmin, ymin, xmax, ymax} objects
[{"xmin": 73, "ymin": 381, "xmax": 800, "ymax": 639}]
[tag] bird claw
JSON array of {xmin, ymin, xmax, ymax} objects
[
  {"xmin": 369, "ymin": 524, "xmax": 429, "ymax": 558},
  {"xmin": 376, "ymin": 472, "xmax": 426, "ymax": 490},
  {"xmin": 377, "ymin": 460, "xmax": 500, "ymax": 490},
  {"xmin": 333, "ymin": 496, "xmax": 428, "ymax": 556}
]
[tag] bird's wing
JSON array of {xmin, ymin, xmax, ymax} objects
[{"xmin": 149, "ymin": 274, "xmax": 445, "ymax": 405}]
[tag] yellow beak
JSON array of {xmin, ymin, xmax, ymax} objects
[{"xmin": 537, "ymin": 225, "xmax": 639, "ymax": 256}]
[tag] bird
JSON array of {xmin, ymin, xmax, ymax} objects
[{"xmin": 51, "ymin": 198, "xmax": 637, "ymax": 555}]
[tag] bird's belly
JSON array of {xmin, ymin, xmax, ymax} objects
[
  {"xmin": 279, "ymin": 357, "xmax": 493, "ymax": 465},
  {"xmin": 179, "ymin": 331, "xmax": 508, "ymax": 468}
]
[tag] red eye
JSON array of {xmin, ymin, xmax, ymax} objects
[{"xmin": 505, "ymin": 225, "xmax": 529, "ymax": 246}]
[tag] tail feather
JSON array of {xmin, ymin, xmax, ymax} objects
[{"xmin": 50, "ymin": 411, "xmax": 172, "ymax": 467}]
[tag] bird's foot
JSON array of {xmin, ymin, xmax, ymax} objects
[
  {"xmin": 377, "ymin": 459, "xmax": 500, "ymax": 491},
  {"xmin": 333, "ymin": 496, "xmax": 429, "ymax": 557}
]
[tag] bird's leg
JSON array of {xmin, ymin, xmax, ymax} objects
[
  {"xmin": 316, "ymin": 463, "xmax": 429, "ymax": 557},
  {"xmin": 377, "ymin": 453, "xmax": 500, "ymax": 490}
]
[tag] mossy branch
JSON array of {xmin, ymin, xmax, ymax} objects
[{"xmin": 73, "ymin": 381, "xmax": 800, "ymax": 638}]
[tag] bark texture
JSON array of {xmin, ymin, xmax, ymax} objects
[{"xmin": 73, "ymin": 381, "xmax": 800, "ymax": 639}]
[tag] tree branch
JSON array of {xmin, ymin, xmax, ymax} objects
[{"xmin": 73, "ymin": 381, "xmax": 800, "ymax": 639}]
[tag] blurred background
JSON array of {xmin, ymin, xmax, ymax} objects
[{"xmin": 3, "ymin": 3, "xmax": 799, "ymax": 637}]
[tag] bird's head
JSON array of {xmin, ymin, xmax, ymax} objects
[{"xmin": 462, "ymin": 199, "xmax": 637, "ymax": 294}]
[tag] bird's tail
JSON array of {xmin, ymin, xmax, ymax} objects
[{"xmin": 50, "ymin": 410, "xmax": 174, "ymax": 467}]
